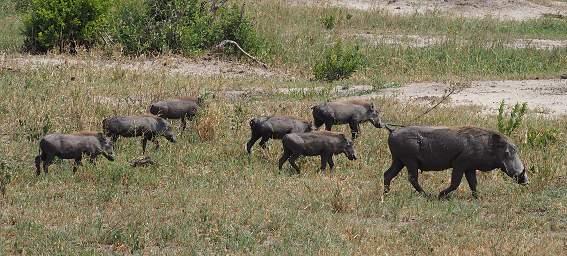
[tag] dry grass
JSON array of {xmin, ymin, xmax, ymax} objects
[
  {"xmin": 0, "ymin": 64, "xmax": 566, "ymax": 255},
  {"xmin": 0, "ymin": 0, "xmax": 566, "ymax": 254}
]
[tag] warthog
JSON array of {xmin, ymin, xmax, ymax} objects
[
  {"xmin": 102, "ymin": 115, "xmax": 177, "ymax": 154},
  {"xmin": 149, "ymin": 98, "xmax": 199, "ymax": 131},
  {"xmin": 34, "ymin": 132, "xmax": 115, "ymax": 175},
  {"xmin": 278, "ymin": 131, "xmax": 357, "ymax": 174},
  {"xmin": 312, "ymin": 100, "xmax": 382, "ymax": 139},
  {"xmin": 246, "ymin": 116, "xmax": 313, "ymax": 153},
  {"xmin": 383, "ymin": 126, "xmax": 528, "ymax": 199}
]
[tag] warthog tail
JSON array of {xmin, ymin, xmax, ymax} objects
[
  {"xmin": 384, "ymin": 124, "xmax": 395, "ymax": 133},
  {"xmin": 102, "ymin": 118, "xmax": 110, "ymax": 135}
]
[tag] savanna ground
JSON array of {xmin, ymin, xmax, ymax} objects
[{"xmin": 1, "ymin": 0, "xmax": 567, "ymax": 255}]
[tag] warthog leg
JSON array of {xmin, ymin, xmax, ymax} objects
[
  {"xmin": 111, "ymin": 135, "xmax": 118, "ymax": 144},
  {"xmin": 465, "ymin": 170, "xmax": 478, "ymax": 199},
  {"xmin": 383, "ymin": 157, "xmax": 404, "ymax": 194},
  {"xmin": 349, "ymin": 122, "xmax": 360, "ymax": 140},
  {"xmin": 438, "ymin": 169, "xmax": 464, "ymax": 199},
  {"xmin": 324, "ymin": 123, "xmax": 333, "ymax": 131},
  {"xmin": 406, "ymin": 162, "xmax": 425, "ymax": 194},
  {"xmin": 42, "ymin": 154, "xmax": 54, "ymax": 174},
  {"xmin": 89, "ymin": 155, "xmax": 97, "ymax": 166},
  {"xmin": 34, "ymin": 155, "xmax": 43, "ymax": 176},
  {"xmin": 320, "ymin": 156, "xmax": 327, "ymax": 173},
  {"xmin": 258, "ymin": 136, "xmax": 270, "ymax": 149},
  {"xmin": 278, "ymin": 149, "xmax": 291, "ymax": 170},
  {"xmin": 246, "ymin": 134, "xmax": 261, "ymax": 153},
  {"xmin": 327, "ymin": 156, "xmax": 335, "ymax": 174},
  {"xmin": 288, "ymin": 154, "xmax": 301, "ymax": 174},
  {"xmin": 313, "ymin": 118, "xmax": 324, "ymax": 130},
  {"xmin": 152, "ymin": 138, "xmax": 160, "ymax": 150},
  {"xmin": 141, "ymin": 138, "xmax": 148, "ymax": 154},
  {"xmin": 181, "ymin": 117, "xmax": 187, "ymax": 131},
  {"xmin": 320, "ymin": 154, "xmax": 334, "ymax": 174},
  {"xmin": 73, "ymin": 158, "xmax": 82, "ymax": 173}
]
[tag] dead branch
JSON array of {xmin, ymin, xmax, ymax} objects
[
  {"xmin": 411, "ymin": 82, "xmax": 468, "ymax": 122},
  {"xmin": 214, "ymin": 39, "xmax": 268, "ymax": 69}
]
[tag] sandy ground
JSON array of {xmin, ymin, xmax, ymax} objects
[
  {"xmin": 3, "ymin": 55, "xmax": 567, "ymax": 115},
  {"xmin": 291, "ymin": 0, "xmax": 567, "ymax": 20},
  {"xmin": 352, "ymin": 33, "xmax": 567, "ymax": 49},
  {"xmin": 348, "ymin": 79, "xmax": 567, "ymax": 115},
  {"xmin": 229, "ymin": 79, "xmax": 567, "ymax": 115},
  {"xmin": 0, "ymin": 54, "xmax": 279, "ymax": 78}
]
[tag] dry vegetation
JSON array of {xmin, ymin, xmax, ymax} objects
[
  {"xmin": 1, "ymin": 0, "xmax": 567, "ymax": 255},
  {"xmin": 1, "ymin": 64, "xmax": 566, "ymax": 255}
]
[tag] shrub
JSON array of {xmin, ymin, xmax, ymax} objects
[
  {"xmin": 314, "ymin": 41, "xmax": 365, "ymax": 81},
  {"xmin": 23, "ymin": 0, "xmax": 109, "ymax": 53},
  {"xmin": 109, "ymin": 0, "xmax": 261, "ymax": 55},
  {"xmin": 497, "ymin": 100, "xmax": 528, "ymax": 136},
  {"xmin": 321, "ymin": 13, "xmax": 337, "ymax": 30},
  {"xmin": 526, "ymin": 126, "xmax": 558, "ymax": 148},
  {"xmin": 14, "ymin": 0, "xmax": 33, "ymax": 12}
]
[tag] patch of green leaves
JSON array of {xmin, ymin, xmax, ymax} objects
[
  {"xmin": 497, "ymin": 100, "xmax": 527, "ymax": 136},
  {"xmin": 23, "ymin": 0, "xmax": 109, "ymax": 53},
  {"xmin": 314, "ymin": 40, "xmax": 365, "ymax": 81}
]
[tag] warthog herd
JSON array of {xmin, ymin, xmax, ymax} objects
[{"xmin": 34, "ymin": 98, "xmax": 528, "ymax": 199}]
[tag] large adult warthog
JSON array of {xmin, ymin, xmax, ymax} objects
[
  {"xmin": 279, "ymin": 131, "xmax": 357, "ymax": 174},
  {"xmin": 34, "ymin": 132, "xmax": 115, "ymax": 175},
  {"xmin": 246, "ymin": 116, "xmax": 313, "ymax": 153},
  {"xmin": 102, "ymin": 115, "xmax": 177, "ymax": 154},
  {"xmin": 383, "ymin": 126, "xmax": 528, "ymax": 199},
  {"xmin": 149, "ymin": 98, "xmax": 199, "ymax": 131},
  {"xmin": 312, "ymin": 100, "xmax": 382, "ymax": 139}
]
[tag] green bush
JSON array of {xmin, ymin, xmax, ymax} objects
[
  {"xmin": 109, "ymin": 0, "xmax": 261, "ymax": 55},
  {"xmin": 23, "ymin": 0, "xmax": 109, "ymax": 53},
  {"xmin": 526, "ymin": 126, "xmax": 558, "ymax": 148},
  {"xmin": 497, "ymin": 100, "xmax": 528, "ymax": 136},
  {"xmin": 21, "ymin": 0, "xmax": 261, "ymax": 56},
  {"xmin": 321, "ymin": 13, "xmax": 337, "ymax": 30},
  {"xmin": 15, "ymin": 0, "xmax": 33, "ymax": 12},
  {"xmin": 314, "ymin": 41, "xmax": 365, "ymax": 81}
]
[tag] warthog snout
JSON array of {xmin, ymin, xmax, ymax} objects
[
  {"xmin": 165, "ymin": 133, "xmax": 177, "ymax": 143},
  {"xmin": 517, "ymin": 168, "xmax": 528, "ymax": 185},
  {"xmin": 347, "ymin": 154, "xmax": 357, "ymax": 160},
  {"xmin": 344, "ymin": 141, "xmax": 357, "ymax": 160}
]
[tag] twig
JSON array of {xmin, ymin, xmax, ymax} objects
[
  {"xmin": 214, "ymin": 40, "xmax": 268, "ymax": 69},
  {"xmin": 411, "ymin": 83, "xmax": 466, "ymax": 122},
  {"xmin": 382, "ymin": 82, "xmax": 467, "ymax": 129}
]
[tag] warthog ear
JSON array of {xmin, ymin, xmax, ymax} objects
[{"xmin": 492, "ymin": 133, "xmax": 507, "ymax": 148}]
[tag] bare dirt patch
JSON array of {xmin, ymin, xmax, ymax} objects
[
  {"xmin": 348, "ymin": 79, "xmax": 567, "ymax": 115},
  {"xmin": 0, "ymin": 54, "xmax": 281, "ymax": 78},
  {"xmin": 291, "ymin": 0, "xmax": 567, "ymax": 20},
  {"xmin": 227, "ymin": 78, "xmax": 567, "ymax": 116},
  {"xmin": 352, "ymin": 33, "xmax": 567, "ymax": 49}
]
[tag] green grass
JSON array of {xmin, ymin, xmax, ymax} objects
[
  {"xmin": 0, "ymin": 0, "xmax": 24, "ymax": 53},
  {"xmin": 253, "ymin": 1, "xmax": 567, "ymax": 40},
  {"xmin": 1, "ymin": 2, "xmax": 567, "ymax": 253},
  {"xmin": 0, "ymin": 64, "xmax": 566, "ymax": 254},
  {"xmin": 1, "ymin": 0, "xmax": 567, "ymax": 82},
  {"xmin": 251, "ymin": 1, "xmax": 567, "ymax": 81}
]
